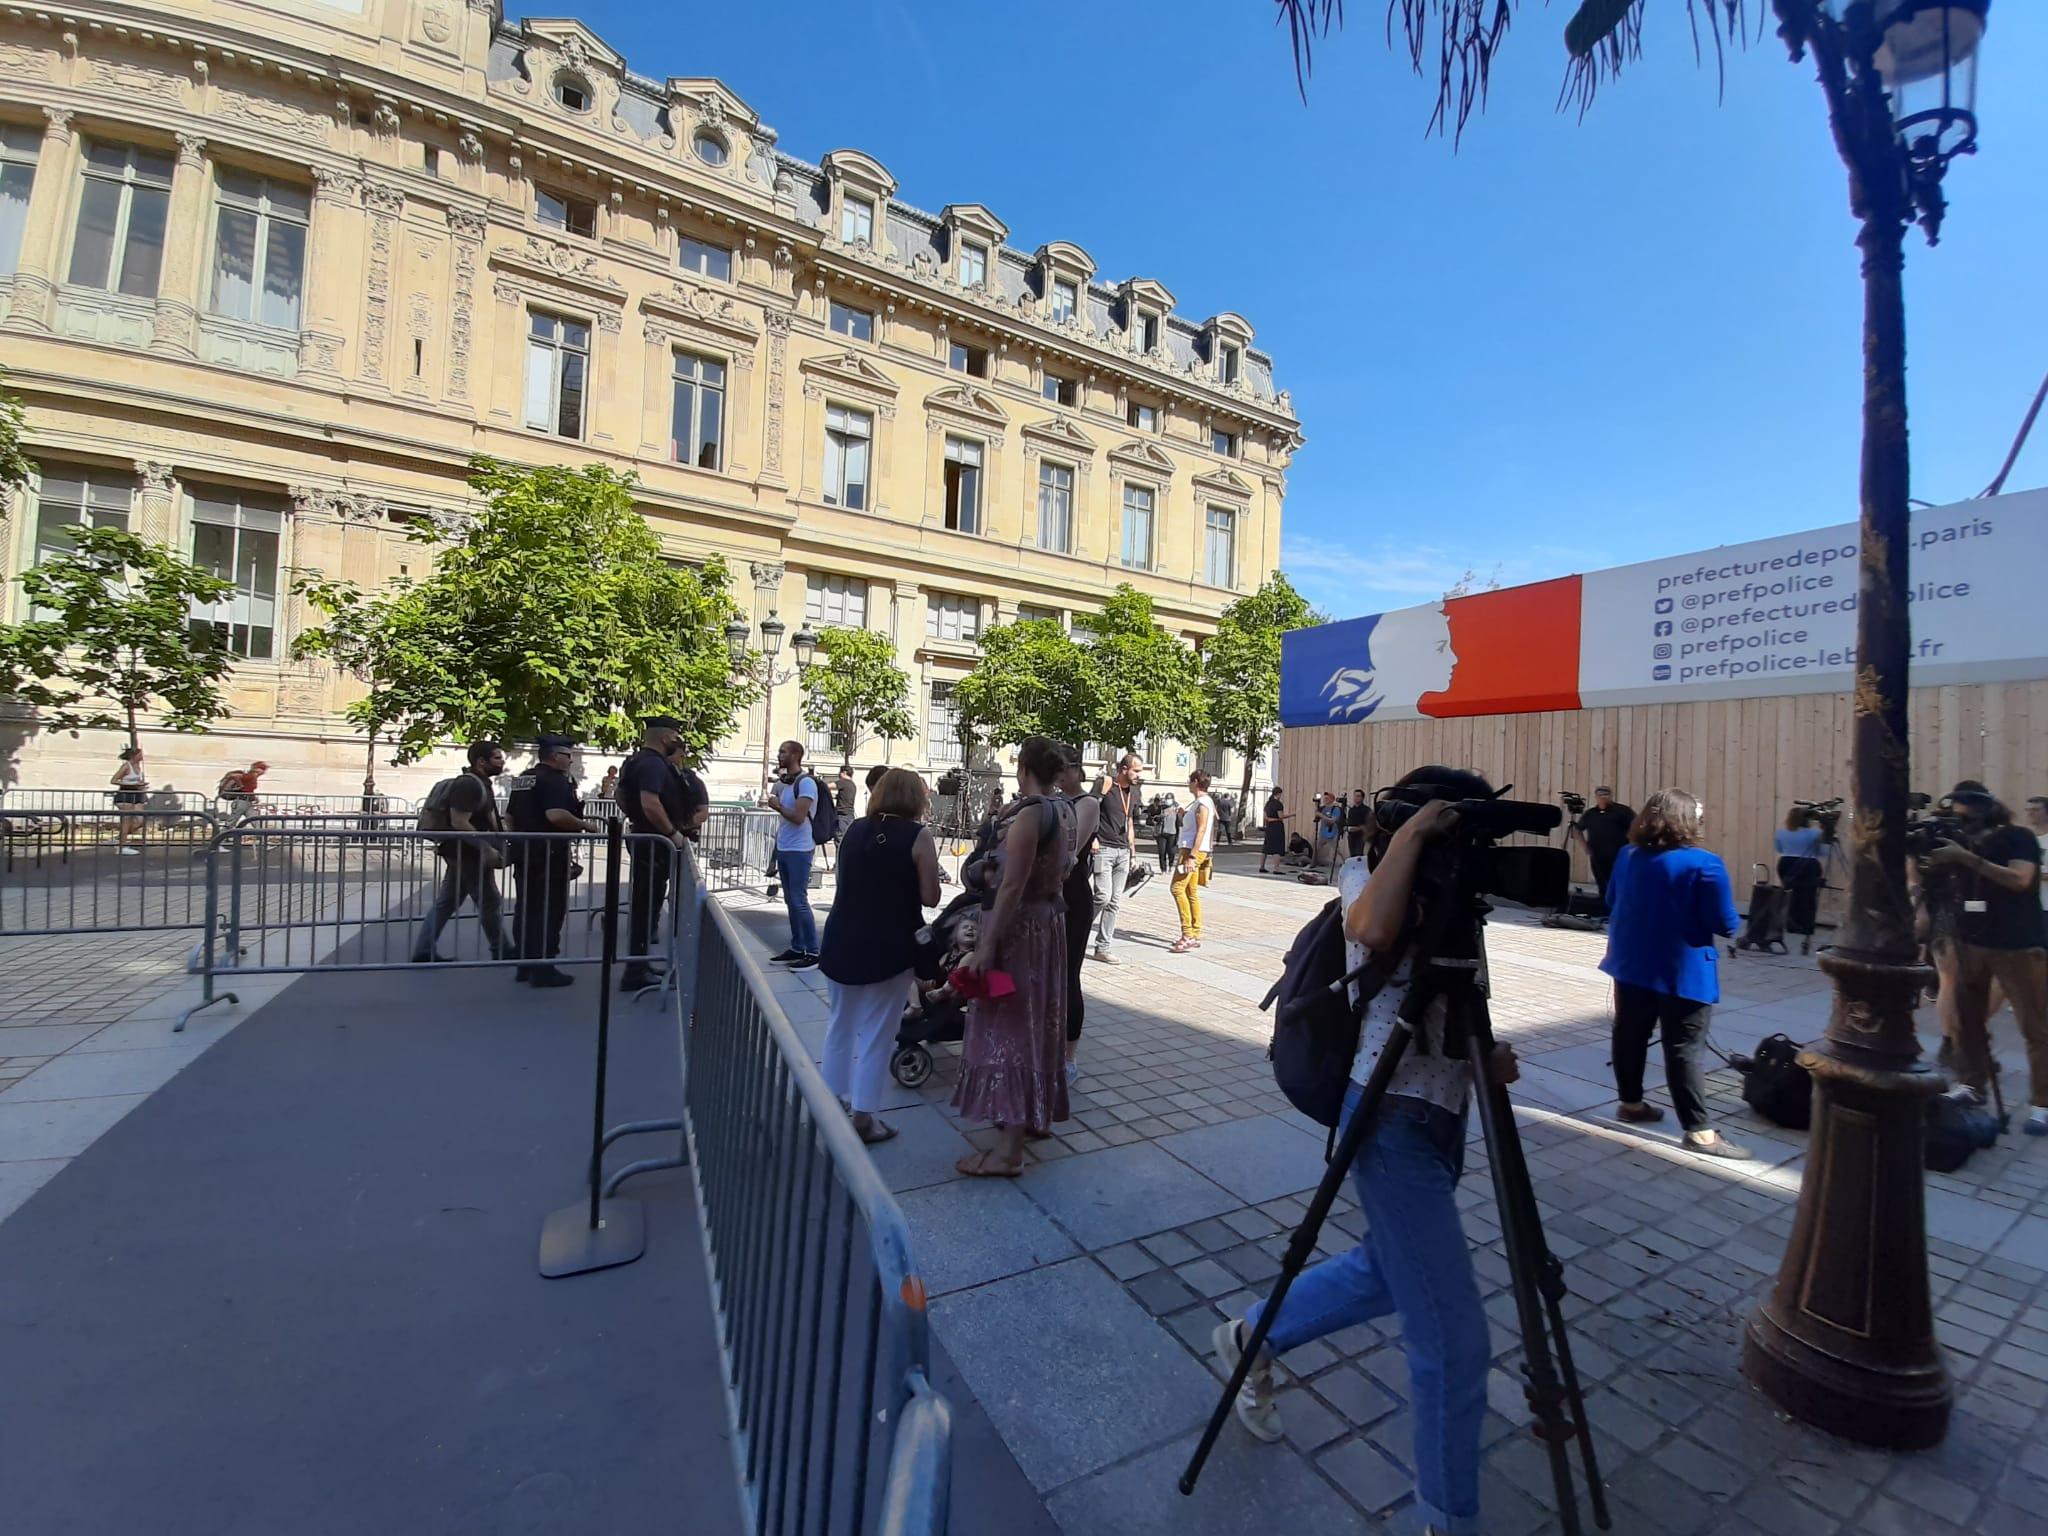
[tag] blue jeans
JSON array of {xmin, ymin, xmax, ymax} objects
[
  {"xmin": 777, "ymin": 849, "xmax": 817, "ymax": 953},
  {"xmin": 1247, "ymin": 1087, "xmax": 1487, "ymax": 1536}
]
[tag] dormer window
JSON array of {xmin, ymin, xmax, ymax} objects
[
  {"xmin": 552, "ymin": 74, "xmax": 593, "ymax": 113},
  {"xmin": 1219, "ymin": 343, "xmax": 1241, "ymax": 385},
  {"xmin": 692, "ymin": 131, "xmax": 728, "ymax": 167},
  {"xmin": 1051, "ymin": 278, "xmax": 1078, "ymax": 324},
  {"xmin": 841, "ymin": 194, "xmax": 874, "ymax": 246},
  {"xmin": 1138, "ymin": 313, "xmax": 1159, "ymax": 354},
  {"xmin": 959, "ymin": 240, "xmax": 987, "ymax": 289}
]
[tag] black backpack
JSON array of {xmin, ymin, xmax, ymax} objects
[
  {"xmin": 1263, "ymin": 898, "xmax": 1368, "ymax": 1129},
  {"xmin": 1738, "ymin": 1034, "xmax": 1813, "ymax": 1130},
  {"xmin": 1925, "ymin": 1092, "xmax": 2000, "ymax": 1173}
]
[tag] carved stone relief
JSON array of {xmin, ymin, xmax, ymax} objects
[
  {"xmin": 763, "ymin": 310, "xmax": 790, "ymax": 483},
  {"xmin": 360, "ymin": 186, "xmax": 404, "ymax": 385}
]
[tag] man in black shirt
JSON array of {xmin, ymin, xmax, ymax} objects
[
  {"xmin": 1344, "ymin": 789, "xmax": 1371, "ymax": 859},
  {"xmin": 1926, "ymin": 787, "xmax": 2047, "ymax": 1130},
  {"xmin": 411, "ymin": 740, "xmax": 511, "ymax": 963},
  {"xmin": 1088, "ymin": 753, "xmax": 1144, "ymax": 964},
  {"xmin": 615, "ymin": 717, "xmax": 705, "ymax": 991},
  {"xmin": 1574, "ymin": 786, "xmax": 1635, "ymax": 911},
  {"xmin": 507, "ymin": 736, "xmax": 603, "ymax": 988}
]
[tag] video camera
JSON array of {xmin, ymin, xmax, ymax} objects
[
  {"xmin": 1791, "ymin": 796, "xmax": 1845, "ymax": 843},
  {"xmin": 1558, "ymin": 790, "xmax": 1587, "ymax": 819},
  {"xmin": 1371, "ymin": 782, "xmax": 1570, "ymax": 911},
  {"xmin": 1903, "ymin": 789, "xmax": 1989, "ymax": 863}
]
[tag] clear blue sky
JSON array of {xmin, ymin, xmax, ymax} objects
[{"xmin": 564, "ymin": 1, "xmax": 2046, "ymax": 619}]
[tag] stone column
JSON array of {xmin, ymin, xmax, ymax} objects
[
  {"xmin": 726, "ymin": 336, "xmax": 756, "ymax": 479},
  {"xmin": 640, "ymin": 322, "xmax": 672, "ymax": 459},
  {"xmin": 760, "ymin": 310, "xmax": 791, "ymax": 491},
  {"xmin": 149, "ymin": 133, "xmax": 209, "ymax": 358},
  {"xmin": 133, "ymin": 461, "xmax": 180, "ymax": 548},
  {"xmin": 359, "ymin": 182, "xmax": 406, "ymax": 387},
  {"xmin": 592, "ymin": 310, "xmax": 622, "ymax": 445},
  {"xmin": 298, "ymin": 169, "xmax": 361, "ymax": 380},
  {"xmin": 0, "ymin": 108, "xmax": 76, "ymax": 334}
]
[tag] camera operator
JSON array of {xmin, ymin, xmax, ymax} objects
[
  {"xmin": 1573, "ymin": 786, "xmax": 1634, "ymax": 912},
  {"xmin": 1215, "ymin": 766, "xmax": 1516, "ymax": 1536},
  {"xmin": 1774, "ymin": 807, "xmax": 1826, "ymax": 942},
  {"xmin": 1923, "ymin": 784, "xmax": 2047, "ymax": 1135}
]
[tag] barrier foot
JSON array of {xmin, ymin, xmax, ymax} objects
[
  {"xmin": 603, "ymin": 1153, "xmax": 688, "ymax": 1199},
  {"xmin": 538, "ymin": 1197, "xmax": 646, "ymax": 1278},
  {"xmin": 174, "ymin": 992, "xmax": 237, "ymax": 1034}
]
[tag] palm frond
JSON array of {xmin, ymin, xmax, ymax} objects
[{"xmin": 1272, "ymin": 1, "xmax": 1766, "ymax": 142}]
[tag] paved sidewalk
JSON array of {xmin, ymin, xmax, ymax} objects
[{"xmin": 734, "ymin": 845, "xmax": 2048, "ymax": 1536}]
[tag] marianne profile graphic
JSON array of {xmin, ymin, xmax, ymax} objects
[{"xmin": 1317, "ymin": 601, "xmax": 1457, "ymax": 722}]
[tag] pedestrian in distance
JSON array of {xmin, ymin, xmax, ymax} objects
[
  {"xmin": 767, "ymin": 740, "xmax": 823, "ymax": 969},
  {"xmin": 1574, "ymin": 785, "xmax": 1635, "ymax": 914},
  {"xmin": 506, "ymin": 736, "xmax": 604, "ymax": 988},
  {"xmin": 109, "ymin": 744, "xmax": 147, "ymax": 853},
  {"xmin": 1088, "ymin": 752, "xmax": 1145, "ymax": 965},
  {"xmin": 411, "ymin": 741, "xmax": 512, "ymax": 964},
  {"xmin": 216, "ymin": 760, "xmax": 270, "ymax": 825},
  {"xmin": 1155, "ymin": 794, "xmax": 1181, "ymax": 873},
  {"xmin": 1259, "ymin": 786, "xmax": 1288, "ymax": 874},
  {"xmin": 1215, "ymin": 768, "xmax": 1519, "ymax": 1536},
  {"xmin": 596, "ymin": 764, "xmax": 619, "ymax": 805},
  {"xmin": 1345, "ymin": 788, "xmax": 1371, "ymax": 860},
  {"xmin": 614, "ymin": 717, "xmax": 704, "ymax": 992},
  {"xmin": 818, "ymin": 767, "xmax": 941, "ymax": 1145},
  {"xmin": 1170, "ymin": 769, "xmax": 1217, "ymax": 954},
  {"xmin": 1600, "ymin": 787, "xmax": 1750, "ymax": 1159},
  {"xmin": 952, "ymin": 735, "xmax": 1077, "ymax": 1178},
  {"xmin": 1773, "ymin": 806, "xmax": 1827, "ymax": 944},
  {"xmin": 1056, "ymin": 745, "xmax": 1102, "ymax": 1082}
]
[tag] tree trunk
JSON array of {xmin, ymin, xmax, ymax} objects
[{"xmin": 1238, "ymin": 744, "xmax": 1257, "ymax": 828}]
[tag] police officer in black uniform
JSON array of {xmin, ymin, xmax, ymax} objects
[
  {"xmin": 616, "ymin": 717, "xmax": 709, "ymax": 991},
  {"xmin": 507, "ymin": 735, "xmax": 602, "ymax": 987}
]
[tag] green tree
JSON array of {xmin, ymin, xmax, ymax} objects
[
  {"xmin": 288, "ymin": 574, "xmax": 410, "ymax": 788},
  {"xmin": 0, "ymin": 526, "xmax": 235, "ymax": 749},
  {"xmin": 952, "ymin": 617, "xmax": 1097, "ymax": 759},
  {"xmin": 1202, "ymin": 572, "xmax": 1321, "ymax": 812},
  {"xmin": 796, "ymin": 625, "xmax": 916, "ymax": 768},
  {"xmin": 1080, "ymin": 584, "xmax": 1207, "ymax": 754},
  {"xmin": 0, "ymin": 365, "xmax": 29, "ymax": 497},
  {"xmin": 293, "ymin": 458, "xmax": 750, "ymax": 763}
]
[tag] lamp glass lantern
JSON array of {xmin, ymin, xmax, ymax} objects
[
  {"xmin": 759, "ymin": 614, "xmax": 787, "ymax": 658},
  {"xmin": 1875, "ymin": 0, "xmax": 1988, "ymax": 165},
  {"xmin": 792, "ymin": 626, "xmax": 819, "ymax": 668},
  {"xmin": 723, "ymin": 618, "xmax": 750, "ymax": 666}
]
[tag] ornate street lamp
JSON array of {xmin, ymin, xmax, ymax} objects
[
  {"xmin": 726, "ymin": 612, "xmax": 820, "ymax": 784},
  {"xmin": 1743, "ymin": 0, "xmax": 1990, "ymax": 1452}
]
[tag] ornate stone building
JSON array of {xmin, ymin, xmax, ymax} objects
[{"xmin": 0, "ymin": 1, "xmax": 1301, "ymax": 796}]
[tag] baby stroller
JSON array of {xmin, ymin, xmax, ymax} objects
[
  {"xmin": 1733, "ymin": 862, "xmax": 1790, "ymax": 955},
  {"xmin": 890, "ymin": 889, "xmax": 982, "ymax": 1088}
]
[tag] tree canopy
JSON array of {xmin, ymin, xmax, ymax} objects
[
  {"xmin": 0, "ymin": 525, "xmax": 236, "ymax": 747},
  {"xmin": 1201, "ymin": 571, "xmax": 1321, "ymax": 802},
  {"xmin": 293, "ymin": 458, "xmax": 750, "ymax": 763},
  {"xmin": 796, "ymin": 625, "xmax": 916, "ymax": 766},
  {"xmin": 1084, "ymin": 585, "xmax": 1209, "ymax": 752},
  {"xmin": 952, "ymin": 617, "xmax": 1096, "ymax": 755},
  {"xmin": 0, "ymin": 365, "xmax": 29, "ymax": 497}
]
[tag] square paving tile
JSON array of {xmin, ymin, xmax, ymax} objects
[
  {"xmin": 856, "ymin": 1104, "xmax": 976, "ymax": 1194},
  {"xmin": 1020, "ymin": 1142, "xmax": 1237, "ymax": 1250},
  {"xmin": 0, "ymin": 1046, "xmax": 206, "ymax": 1104},
  {"xmin": 1046, "ymin": 1431, "xmax": 1360, "ymax": 1534},
  {"xmin": 1155, "ymin": 1115, "xmax": 1329, "ymax": 1206},
  {"xmin": 1992, "ymin": 1217, "xmax": 2048, "ymax": 1273},
  {"xmin": 0, "ymin": 1094, "xmax": 149, "ymax": 1162},
  {"xmin": 897, "ymin": 1176, "xmax": 1078, "ymax": 1296},
  {"xmin": 930, "ymin": 1258, "xmax": 1213, "ymax": 1492}
]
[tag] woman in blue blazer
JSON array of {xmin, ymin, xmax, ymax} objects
[{"xmin": 1599, "ymin": 788, "xmax": 1750, "ymax": 1159}]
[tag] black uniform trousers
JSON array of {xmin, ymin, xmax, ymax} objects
[
  {"xmin": 513, "ymin": 843, "xmax": 575, "ymax": 968},
  {"xmin": 627, "ymin": 836, "xmax": 675, "ymax": 967}
]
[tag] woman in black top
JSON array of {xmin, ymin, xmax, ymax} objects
[
  {"xmin": 1259, "ymin": 788, "xmax": 1287, "ymax": 874},
  {"xmin": 818, "ymin": 768, "xmax": 941, "ymax": 1144}
]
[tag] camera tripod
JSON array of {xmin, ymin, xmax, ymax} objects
[{"xmin": 1179, "ymin": 913, "xmax": 1611, "ymax": 1533}]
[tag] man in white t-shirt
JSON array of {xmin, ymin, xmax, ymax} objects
[
  {"xmin": 1169, "ymin": 770, "xmax": 1217, "ymax": 954},
  {"xmin": 767, "ymin": 739, "xmax": 821, "ymax": 969}
]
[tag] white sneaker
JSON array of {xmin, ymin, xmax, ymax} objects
[
  {"xmin": 118, "ymin": 844, "xmax": 141, "ymax": 856},
  {"xmin": 1212, "ymin": 1319, "xmax": 1283, "ymax": 1443}
]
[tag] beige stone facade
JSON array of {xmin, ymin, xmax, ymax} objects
[{"xmin": 0, "ymin": 1, "xmax": 1300, "ymax": 799}]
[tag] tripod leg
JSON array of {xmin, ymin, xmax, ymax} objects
[
  {"xmin": 1180, "ymin": 1023, "xmax": 1413, "ymax": 1496},
  {"xmin": 1464, "ymin": 1027, "xmax": 1610, "ymax": 1533}
]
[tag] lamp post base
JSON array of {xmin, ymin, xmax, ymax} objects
[{"xmin": 1743, "ymin": 948, "xmax": 1950, "ymax": 1450}]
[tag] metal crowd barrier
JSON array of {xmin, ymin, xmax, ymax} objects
[
  {"xmin": 676, "ymin": 889, "xmax": 951, "ymax": 1535},
  {"xmin": 1, "ymin": 786, "xmax": 217, "ymax": 818},
  {"xmin": 0, "ymin": 809, "xmax": 222, "ymax": 937},
  {"xmin": 699, "ymin": 806, "xmax": 778, "ymax": 896}
]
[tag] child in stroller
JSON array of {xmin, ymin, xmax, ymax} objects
[{"xmin": 890, "ymin": 888, "xmax": 982, "ymax": 1088}]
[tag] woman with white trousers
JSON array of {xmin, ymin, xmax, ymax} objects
[{"xmin": 818, "ymin": 767, "xmax": 941, "ymax": 1144}]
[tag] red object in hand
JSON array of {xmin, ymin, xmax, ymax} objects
[{"xmin": 948, "ymin": 965, "xmax": 1016, "ymax": 1000}]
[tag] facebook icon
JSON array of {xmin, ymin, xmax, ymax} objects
[{"xmin": 1654, "ymin": 620, "xmax": 1673, "ymax": 638}]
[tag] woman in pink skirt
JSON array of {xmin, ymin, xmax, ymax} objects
[{"xmin": 952, "ymin": 735, "xmax": 1077, "ymax": 1177}]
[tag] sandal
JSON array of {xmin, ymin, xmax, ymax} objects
[
  {"xmin": 855, "ymin": 1119, "xmax": 899, "ymax": 1146},
  {"xmin": 955, "ymin": 1149, "xmax": 1024, "ymax": 1179}
]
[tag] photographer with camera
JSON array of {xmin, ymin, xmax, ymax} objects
[
  {"xmin": 1775, "ymin": 806, "xmax": 1828, "ymax": 945},
  {"xmin": 1215, "ymin": 766, "xmax": 1518, "ymax": 1536},
  {"xmin": 1921, "ymin": 783, "xmax": 2047, "ymax": 1135},
  {"xmin": 1600, "ymin": 788, "xmax": 1750, "ymax": 1159},
  {"xmin": 1572, "ymin": 786, "xmax": 1634, "ymax": 913}
]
